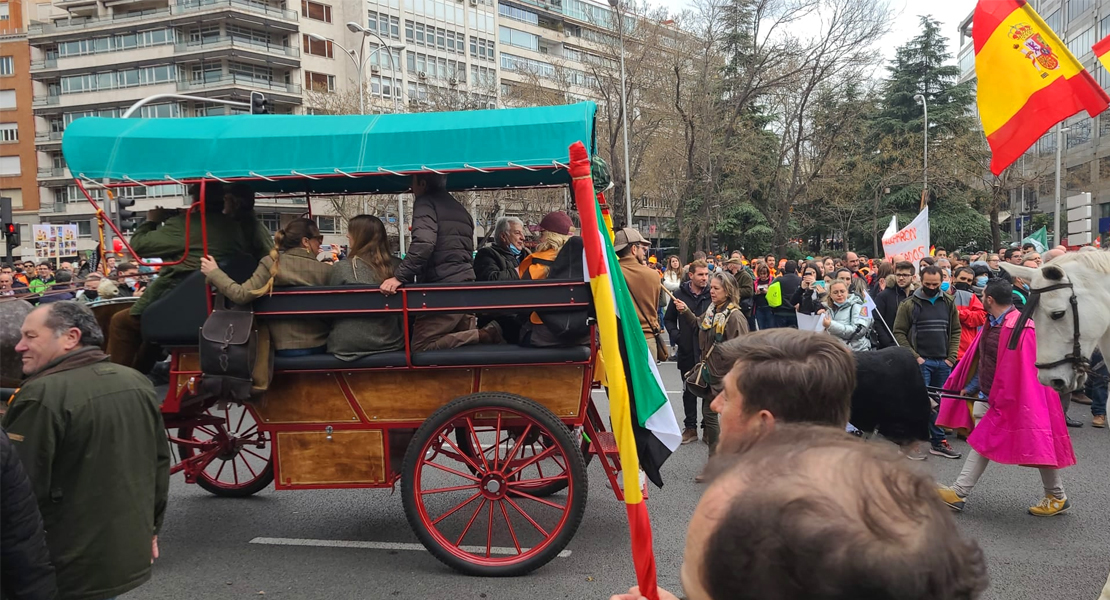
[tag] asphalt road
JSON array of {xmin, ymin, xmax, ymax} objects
[{"xmin": 130, "ymin": 363, "xmax": 1110, "ymax": 600}]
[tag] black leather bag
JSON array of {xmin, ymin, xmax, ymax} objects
[{"xmin": 198, "ymin": 295, "xmax": 258, "ymax": 403}]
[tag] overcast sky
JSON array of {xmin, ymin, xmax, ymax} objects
[{"xmin": 649, "ymin": 0, "xmax": 975, "ymax": 62}]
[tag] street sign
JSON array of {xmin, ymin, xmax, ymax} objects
[
  {"xmin": 1067, "ymin": 193, "xmax": 1092, "ymax": 209},
  {"xmin": 1068, "ymin": 205, "xmax": 1092, "ymax": 221},
  {"xmin": 1070, "ymin": 232, "xmax": 1094, "ymax": 245}
]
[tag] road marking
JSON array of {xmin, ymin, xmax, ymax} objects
[{"xmin": 249, "ymin": 537, "xmax": 572, "ymax": 558}]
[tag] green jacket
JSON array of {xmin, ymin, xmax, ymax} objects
[
  {"xmin": 128, "ymin": 212, "xmax": 272, "ymax": 315},
  {"xmin": 27, "ymin": 277, "xmax": 53, "ymax": 295},
  {"xmin": 2, "ymin": 348, "xmax": 170, "ymax": 600}
]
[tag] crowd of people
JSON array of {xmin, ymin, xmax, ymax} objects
[
  {"xmin": 0, "ymin": 168, "xmax": 1092, "ymax": 600},
  {"xmin": 1, "ymin": 256, "xmax": 149, "ymax": 305}
]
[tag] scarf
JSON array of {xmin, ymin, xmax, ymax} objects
[
  {"xmin": 19, "ymin": 346, "xmax": 110, "ymax": 389},
  {"xmin": 700, "ymin": 300, "xmax": 740, "ymax": 341}
]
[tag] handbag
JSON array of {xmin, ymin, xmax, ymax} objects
[
  {"xmin": 198, "ymin": 294, "xmax": 261, "ymax": 403},
  {"xmin": 684, "ymin": 345, "xmax": 715, "ymax": 399}
]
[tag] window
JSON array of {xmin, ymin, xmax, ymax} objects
[
  {"xmin": 1067, "ymin": 163, "xmax": 1092, "ymax": 188},
  {"xmin": 1069, "ymin": 0, "xmax": 1094, "ymax": 22},
  {"xmin": 301, "ymin": 0, "xmax": 332, "ymax": 22},
  {"xmin": 1100, "ymin": 157, "xmax": 1110, "ymax": 181},
  {"xmin": 470, "ymin": 36, "xmax": 494, "ymax": 61},
  {"xmin": 498, "ymin": 2, "xmax": 538, "ymax": 25},
  {"xmin": 305, "ymin": 71, "xmax": 335, "ymax": 91},
  {"xmin": 315, "ymin": 215, "xmax": 339, "ymax": 233},
  {"xmin": 303, "ymin": 34, "xmax": 333, "ymax": 57},
  {"xmin": 1068, "ymin": 117, "xmax": 1092, "ymax": 148},
  {"xmin": 0, "ymin": 3, "xmax": 9, "ymax": 21},
  {"xmin": 0, "ymin": 90, "xmax": 14, "ymax": 110},
  {"xmin": 1045, "ymin": 10, "xmax": 1061, "ymax": 35},
  {"xmin": 0, "ymin": 123, "xmax": 15, "ymax": 142},
  {"xmin": 499, "ymin": 26, "xmax": 539, "ymax": 51},
  {"xmin": 1068, "ymin": 26, "xmax": 1095, "ymax": 58},
  {"xmin": 77, "ymin": 221, "xmax": 92, "ymax": 238},
  {"xmin": 260, "ymin": 213, "xmax": 280, "ymax": 233},
  {"xmin": 0, "ymin": 56, "xmax": 12, "ymax": 76},
  {"xmin": 228, "ymin": 24, "xmax": 273, "ymax": 46},
  {"xmin": 0, "ymin": 156, "xmax": 19, "ymax": 176}
]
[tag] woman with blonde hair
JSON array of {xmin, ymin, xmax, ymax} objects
[
  {"xmin": 675, "ymin": 270, "xmax": 748, "ymax": 481},
  {"xmin": 327, "ymin": 215, "xmax": 404, "ymax": 360},
  {"xmin": 519, "ymin": 211, "xmax": 574, "ymax": 280},
  {"xmin": 200, "ymin": 218, "xmax": 331, "ymax": 357}
]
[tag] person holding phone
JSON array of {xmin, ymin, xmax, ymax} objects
[
  {"xmin": 790, "ymin": 262, "xmax": 827, "ymax": 315},
  {"xmin": 751, "ymin": 265, "xmax": 774, "ymax": 331}
]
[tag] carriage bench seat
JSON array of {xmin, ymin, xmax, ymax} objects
[{"xmin": 272, "ymin": 344, "xmax": 591, "ymax": 371}]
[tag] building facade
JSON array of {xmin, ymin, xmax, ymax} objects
[{"xmin": 1, "ymin": 0, "xmax": 41, "ymax": 251}]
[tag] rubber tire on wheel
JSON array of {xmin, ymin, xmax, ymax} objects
[
  {"xmin": 402, "ymin": 392, "xmax": 588, "ymax": 577},
  {"xmin": 176, "ymin": 404, "xmax": 274, "ymax": 498}
]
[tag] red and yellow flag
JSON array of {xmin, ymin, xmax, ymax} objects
[
  {"xmin": 975, "ymin": 0, "xmax": 1109, "ymax": 175},
  {"xmin": 1094, "ymin": 34, "xmax": 1110, "ymax": 76}
]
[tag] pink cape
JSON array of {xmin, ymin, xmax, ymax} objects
[{"xmin": 936, "ymin": 309, "xmax": 1076, "ymax": 469}]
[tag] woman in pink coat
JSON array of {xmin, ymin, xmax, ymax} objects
[{"xmin": 936, "ymin": 279, "xmax": 1075, "ymax": 517}]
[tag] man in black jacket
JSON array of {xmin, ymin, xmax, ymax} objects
[
  {"xmin": 664, "ymin": 259, "xmax": 711, "ymax": 444},
  {"xmin": 0, "ymin": 427, "xmax": 57, "ymax": 600},
  {"xmin": 474, "ymin": 216, "xmax": 528, "ymax": 281},
  {"xmin": 381, "ymin": 173, "xmax": 501, "ymax": 350},
  {"xmin": 769, "ymin": 260, "xmax": 802, "ymax": 328},
  {"xmin": 874, "ymin": 260, "xmax": 915, "ymax": 348}
]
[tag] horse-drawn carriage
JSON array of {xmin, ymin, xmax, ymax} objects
[{"xmin": 59, "ymin": 101, "xmax": 632, "ymax": 577}]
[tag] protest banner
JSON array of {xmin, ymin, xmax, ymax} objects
[{"xmin": 882, "ymin": 206, "xmax": 930, "ymax": 271}]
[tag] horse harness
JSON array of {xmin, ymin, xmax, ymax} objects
[{"xmin": 1010, "ymin": 280, "xmax": 1091, "ymax": 376}]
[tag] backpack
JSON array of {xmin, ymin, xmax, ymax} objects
[
  {"xmin": 528, "ymin": 237, "xmax": 591, "ymax": 342},
  {"xmin": 766, "ymin": 280, "xmax": 783, "ymax": 308}
]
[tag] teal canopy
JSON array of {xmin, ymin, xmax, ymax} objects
[{"xmin": 62, "ymin": 102, "xmax": 597, "ymax": 194}]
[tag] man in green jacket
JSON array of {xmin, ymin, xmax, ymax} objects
[
  {"xmin": 108, "ymin": 182, "xmax": 268, "ymax": 372},
  {"xmin": 5, "ymin": 301, "xmax": 170, "ymax": 600},
  {"xmin": 27, "ymin": 261, "xmax": 55, "ymax": 297}
]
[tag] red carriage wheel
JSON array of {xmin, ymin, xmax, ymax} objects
[
  {"xmin": 176, "ymin": 403, "xmax": 273, "ymax": 497},
  {"xmin": 402, "ymin": 393, "xmax": 588, "ymax": 577}
]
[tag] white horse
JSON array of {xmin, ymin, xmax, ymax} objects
[
  {"xmin": 1001, "ymin": 253, "xmax": 1110, "ymax": 599},
  {"xmin": 1001, "ymin": 252, "xmax": 1110, "ymax": 393}
]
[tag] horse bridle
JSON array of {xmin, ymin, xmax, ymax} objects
[{"xmin": 1009, "ymin": 280, "xmax": 1090, "ymax": 375}]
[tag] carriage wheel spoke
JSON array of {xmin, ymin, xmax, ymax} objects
[
  {"xmin": 492, "ymin": 413, "xmax": 503, "ymax": 470},
  {"xmin": 506, "ymin": 445, "xmax": 558, "ymax": 479},
  {"xmin": 456, "ymin": 498, "xmax": 487, "ymax": 547},
  {"xmin": 499, "ymin": 500, "xmax": 522, "ymax": 555},
  {"xmin": 234, "ymin": 406, "xmax": 248, "ymax": 433},
  {"xmin": 507, "ymin": 487, "xmax": 567, "ymax": 511},
  {"xmin": 485, "ymin": 499, "xmax": 495, "ymax": 558},
  {"xmin": 421, "ymin": 483, "xmax": 481, "ymax": 495},
  {"xmin": 240, "ymin": 454, "xmax": 258, "ymax": 478},
  {"xmin": 213, "ymin": 457, "xmax": 227, "ymax": 481},
  {"xmin": 240, "ymin": 424, "xmax": 258, "ymax": 437},
  {"xmin": 241, "ymin": 447, "xmax": 269, "ymax": 462},
  {"xmin": 422, "ymin": 459, "xmax": 482, "ymax": 482},
  {"xmin": 431, "ymin": 491, "xmax": 482, "ymax": 526},
  {"xmin": 533, "ymin": 444, "xmax": 546, "ymax": 479},
  {"xmin": 507, "ymin": 474, "xmax": 569, "ymax": 488},
  {"xmin": 436, "ymin": 433, "xmax": 484, "ymax": 474},
  {"xmin": 504, "ymin": 496, "xmax": 549, "ymax": 537},
  {"xmin": 503, "ymin": 423, "xmax": 533, "ymax": 469},
  {"xmin": 197, "ymin": 425, "xmax": 220, "ymax": 438},
  {"xmin": 464, "ymin": 417, "xmax": 491, "ymax": 473},
  {"xmin": 232, "ymin": 454, "xmax": 239, "ymax": 484}
]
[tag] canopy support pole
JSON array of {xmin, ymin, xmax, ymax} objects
[{"xmin": 398, "ymin": 195, "xmax": 405, "ymax": 254}]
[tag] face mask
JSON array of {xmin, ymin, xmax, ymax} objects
[
  {"xmin": 125, "ymin": 277, "xmax": 137, "ymax": 287},
  {"xmin": 922, "ymin": 285, "xmax": 940, "ymax": 297},
  {"xmin": 976, "ymin": 276, "xmax": 988, "ymax": 287},
  {"xmin": 940, "ymin": 281, "xmax": 950, "ymax": 292},
  {"xmin": 955, "ymin": 282, "xmax": 972, "ymax": 292},
  {"xmin": 84, "ymin": 290, "xmax": 98, "ymax": 300},
  {"xmin": 508, "ymin": 244, "xmax": 521, "ymax": 257}
]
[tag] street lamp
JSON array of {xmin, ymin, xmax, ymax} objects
[
  {"xmin": 607, "ymin": 0, "xmax": 633, "ymax": 229},
  {"xmin": 1054, "ymin": 124, "xmax": 1070, "ymax": 247},
  {"xmin": 347, "ymin": 21, "xmax": 406, "ymax": 114},
  {"xmin": 306, "ymin": 27, "xmax": 405, "ymax": 115},
  {"xmin": 913, "ymin": 93, "xmax": 928, "ymax": 205}
]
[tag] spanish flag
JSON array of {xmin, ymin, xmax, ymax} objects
[
  {"xmin": 569, "ymin": 141, "xmax": 681, "ymax": 600},
  {"xmin": 975, "ymin": 0, "xmax": 1109, "ymax": 175},
  {"xmin": 1094, "ymin": 33, "xmax": 1110, "ymax": 76}
]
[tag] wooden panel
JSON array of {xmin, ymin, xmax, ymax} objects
[
  {"xmin": 346, "ymin": 369, "xmax": 474, "ymax": 422},
  {"xmin": 479, "ymin": 365, "xmax": 584, "ymax": 418},
  {"xmin": 174, "ymin": 351, "xmax": 200, "ymax": 396},
  {"xmin": 276, "ymin": 430, "xmax": 385, "ymax": 485},
  {"xmin": 255, "ymin": 373, "xmax": 358, "ymax": 424}
]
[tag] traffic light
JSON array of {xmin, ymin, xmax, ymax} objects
[
  {"xmin": 117, "ymin": 196, "xmax": 142, "ymax": 231},
  {"xmin": 250, "ymin": 91, "xmax": 270, "ymax": 115},
  {"xmin": 1, "ymin": 196, "xmax": 15, "ymax": 257},
  {"xmin": 4, "ymin": 222, "xmax": 18, "ymax": 252}
]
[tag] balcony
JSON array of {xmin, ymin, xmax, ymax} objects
[
  {"xmin": 30, "ymin": 57, "xmax": 58, "ymax": 71},
  {"xmin": 38, "ymin": 202, "xmax": 69, "ymax": 214},
  {"xmin": 177, "ymin": 74, "xmax": 301, "ymax": 97},
  {"xmin": 32, "ymin": 95, "xmax": 61, "ymax": 107},
  {"xmin": 38, "ymin": 167, "xmax": 71, "ymax": 181},
  {"xmin": 35, "ymin": 132, "xmax": 64, "ymax": 147},
  {"xmin": 175, "ymin": 37, "xmax": 300, "ymax": 63},
  {"xmin": 27, "ymin": 0, "xmax": 298, "ymax": 37}
]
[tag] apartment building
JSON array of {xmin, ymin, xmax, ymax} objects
[
  {"xmin": 1, "ymin": 0, "xmax": 41, "ymax": 256},
  {"xmin": 961, "ymin": 0, "xmax": 1110, "ymax": 245},
  {"xmin": 16, "ymin": 0, "xmax": 658, "ymax": 258}
]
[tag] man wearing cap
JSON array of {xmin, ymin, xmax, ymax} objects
[
  {"xmin": 614, "ymin": 228, "xmax": 665, "ymax": 361},
  {"xmin": 724, "ymin": 257, "xmax": 754, "ymax": 314}
]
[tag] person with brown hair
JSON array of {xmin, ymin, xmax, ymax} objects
[
  {"xmin": 614, "ymin": 228, "xmax": 664, "ymax": 360},
  {"xmin": 326, "ymin": 215, "xmax": 404, "ymax": 360},
  {"xmin": 200, "ymin": 218, "xmax": 332, "ymax": 357}
]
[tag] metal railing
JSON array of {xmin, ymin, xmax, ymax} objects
[
  {"xmin": 176, "ymin": 74, "xmax": 301, "ymax": 95},
  {"xmin": 30, "ymin": 57, "xmax": 58, "ymax": 70},
  {"xmin": 35, "ymin": 131, "xmax": 65, "ymax": 142},
  {"xmin": 175, "ymin": 37, "xmax": 300, "ymax": 58},
  {"xmin": 38, "ymin": 167, "xmax": 69, "ymax": 178},
  {"xmin": 27, "ymin": 0, "xmax": 297, "ymax": 34},
  {"xmin": 32, "ymin": 95, "xmax": 61, "ymax": 106}
]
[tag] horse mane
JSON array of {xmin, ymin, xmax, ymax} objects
[{"xmin": 1047, "ymin": 250, "xmax": 1110, "ymax": 276}]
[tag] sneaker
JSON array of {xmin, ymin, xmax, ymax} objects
[
  {"xmin": 1072, "ymin": 392, "xmax": 1094, "ymax": 405},
  {"xmin": 1028, "ymin": 495, "xmax": 1070, "ymax": 517},
  {"xmin": 901, "ymin": 443, "xmax": 927, "ymax": 461},
  {"xmin": 937, "ymin": 486, "xmax": 966, "ymax": 512},
  {"xmin": 1093, "ymin": 415, "xmax": 1107, "ymax": 428},
  {"xmin": 930, "ymin": 440, "xmax": 962, "ymax": 459},
  {"xmin": 681, "ymin": 428, "xmax": 698, "ymax": 445}
]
